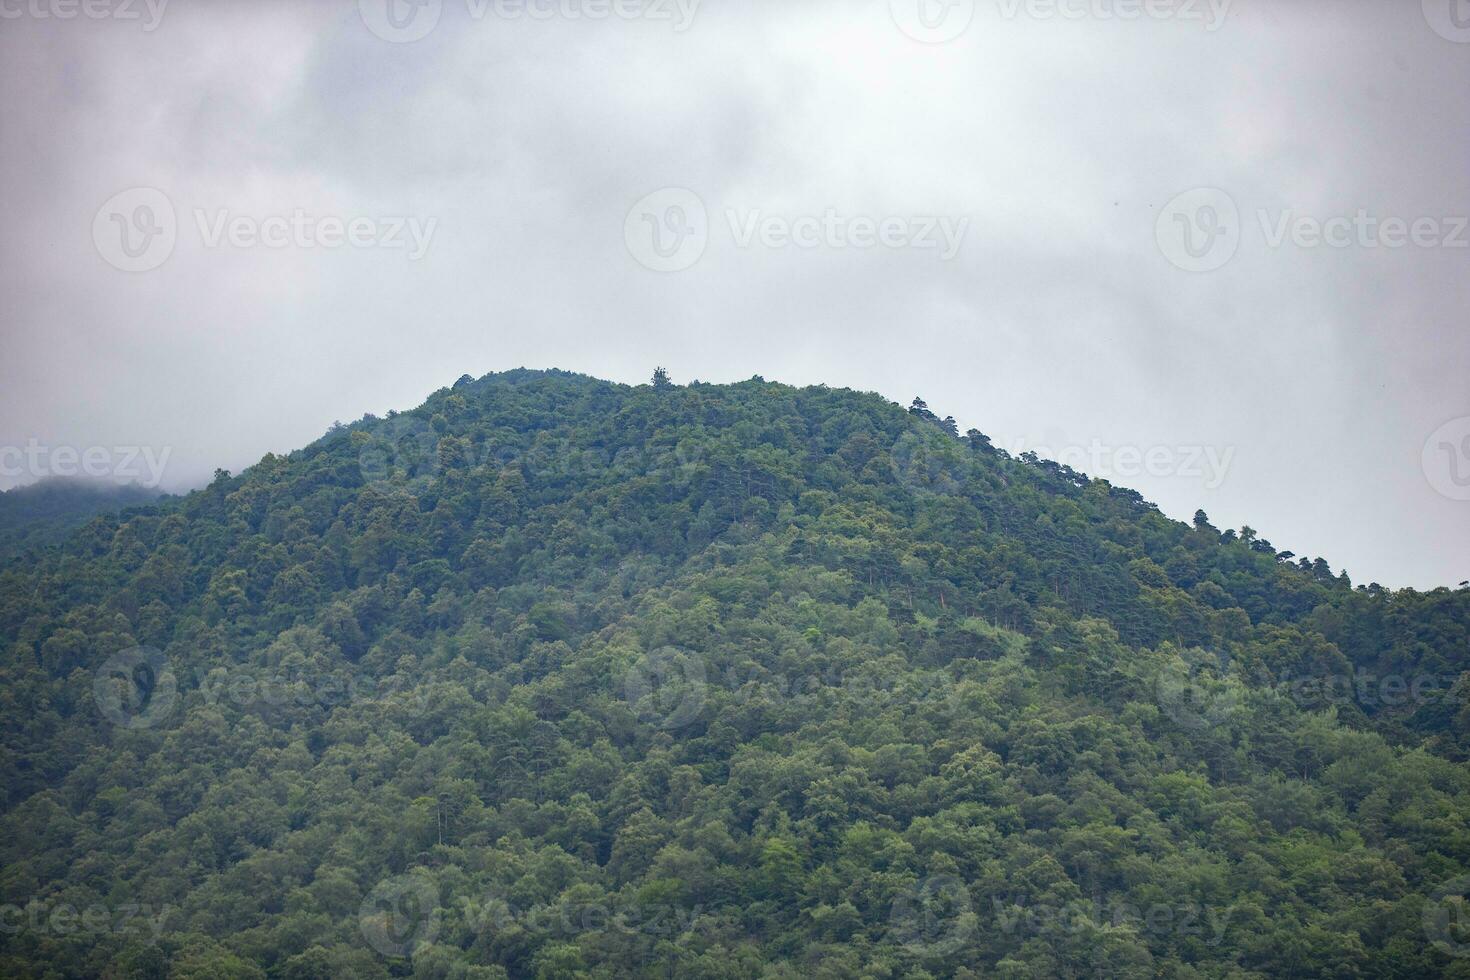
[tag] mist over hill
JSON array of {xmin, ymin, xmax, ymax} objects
[
  {"xmin": 0, "ymin": 478, "xmax": 164, "ymax": 554},
  {"xmin": 1, "ymin": 370, "xmax": 1467, "ymax": 978}
]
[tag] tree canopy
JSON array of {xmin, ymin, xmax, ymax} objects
[{"xmin": 1, "ymin": 369, "xmax": 1467, "ymax": 978}]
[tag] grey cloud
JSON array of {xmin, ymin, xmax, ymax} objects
[{"xmin": 0, "ymin": 0, "xmax": 1466, "ymax": 587}]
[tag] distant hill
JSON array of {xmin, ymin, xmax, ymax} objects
[
  {"xmin": 0, "ymin": 477, "xmax": 163, "ymax": 553},
  {"xmin": 0, "ymin": 370, "xmax": 1466, "ymax": 978}
]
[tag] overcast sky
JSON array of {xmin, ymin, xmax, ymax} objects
[{"xmin": 0, "ymin": 0, "xmax": 1466, "ymax": 589}]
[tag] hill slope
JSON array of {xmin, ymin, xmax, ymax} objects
[
  {"xmin": 1, "ymin": 369, "xmax": 1468, "ymax": 978},
  {"xmin": 0, "ymin": 478, "xmax": 163, "ymax": 554}
]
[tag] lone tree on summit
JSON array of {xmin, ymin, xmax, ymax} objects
[{"xmin": 652, "ymin": 367, "xmax": 673, "ymax": 390}]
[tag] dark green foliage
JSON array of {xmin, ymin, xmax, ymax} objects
[
  {"xmin": 0, "ymin": 370, "xmax": 1467, "ymax": 978},
  {"xmin": 0, "ymin": 478, "xmax": 163, "ymax": 553}
]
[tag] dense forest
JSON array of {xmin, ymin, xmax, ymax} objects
[
  {"xmin": 1, "ymin": 369, "xmax": 1468, "ymax": 978},
  {"xmin": 0, "ymin": 479, "xmax": 163, "ymax": 554}
]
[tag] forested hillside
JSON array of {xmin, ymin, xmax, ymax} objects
[
  {"xmin": 2, "ymin": 369, "xmax": 1468, "ymax": 978},
  {"xmin": 0, "ymin": 478, "xmax": 162, "ymax": 554}
]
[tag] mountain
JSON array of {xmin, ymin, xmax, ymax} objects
[
  {"xmin": 1, "ymin": 369, "xmax": 1467, "ymax": 979},
  {"xmin": 0, "ymin": 477, "xmax": 163, "ymax": 553}
]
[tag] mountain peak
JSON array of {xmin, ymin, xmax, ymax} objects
[{"xmin": 0, "ymin": 370, "xmax": 1465, "ymax": 977}]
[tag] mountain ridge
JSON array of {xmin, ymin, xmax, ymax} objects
[{"xmin": 1, "ymin": 368, "xmax": 1467, "ymax": 978}]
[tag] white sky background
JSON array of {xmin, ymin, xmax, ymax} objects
[{"xmin": 0, "ymin": 0, "xmax": 1467, "ymax": 588}]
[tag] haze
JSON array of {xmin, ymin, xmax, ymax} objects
[{"xmin": 0, "ymin": 0, "xmax": 1467, "ymax": 589}]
